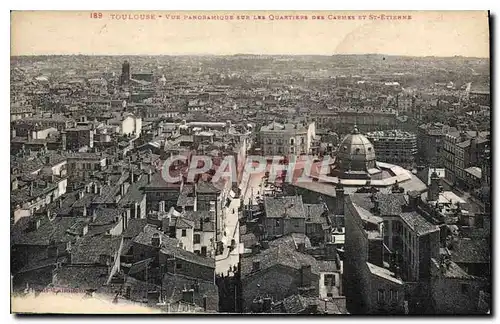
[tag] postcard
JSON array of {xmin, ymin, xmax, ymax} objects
[{"xmin": 10, "ymin": 10, "xmax": 491, "ymax": 315}]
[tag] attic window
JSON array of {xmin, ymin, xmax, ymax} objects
[{"xmin": 368, "ymin": 147, "xmax": 372, "ymax": 151}]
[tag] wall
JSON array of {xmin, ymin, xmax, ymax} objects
[
  {"xmin": 176, "ymin": 227, "xmax": 194, "ymax": 252},
  {"xmin": 366, "ymin": 265, "xmax": 405, "ymax": 314},
  {"xmin": 160, "ymin": 252, "xmax": 215, "ymax": 282},
  {"xmin": 430, "ymin": 271, "xmax": 489, "ymax": 314},
  {"xmin": 319, "ymin": 271, "xmax": 342, "ymax": 298}
]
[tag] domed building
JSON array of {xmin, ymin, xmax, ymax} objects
[
  {"xmin": 290, "ymin": 125, "xmax": 427, "ymax": 195},
  {"xmin": 334, "ymin": 126, "xmax": 379, "ymax": 179}
]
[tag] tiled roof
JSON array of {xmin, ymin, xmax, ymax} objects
[
  {"xmin": 451, "ymin": 238, "xmax": 490, "ymax": 264},
  {"xmin": 241, "ymin": 245, "xmax": 319, "ymax": 278},
  {"xmin": 133, "ymin": 225, "xmax": 178, "ymax": 249},
  {"xmin": 268, "ymin": 233, "xmax": 312, "ymax": 250},
  {"xmin": 70, "ymin": 234, "xmax": 122, "ymax": 264},
  {"xmin": 160, "ymin": 245, "xmax": 216, "ymax": 269},
  {"xmin": 161, "ymin": 272, "xmax": 218, "ymax": 310},
  {"xmin": 399, "ymin": 212, "xmax": 440, "ymax": 236},
  {"xmin": 122, "ymin": 219, "xmax": 148, "ymax": 239},
  {"xmin": 53, "ymin": 264, "xmax": 110, "ymax": 290},
  {"xmin": 349, "ymin": 192, "xmax": 407, "ymax": 216},
  {"xmin": 11, "ymin": 216, "xmax": 86, "ymax": 246},
  {"xmin": 264, "ymin": 196, "xmax": 305, "ymax": 219}
]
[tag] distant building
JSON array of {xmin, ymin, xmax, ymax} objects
[
  {"xmin": 442, "ymin": 130, "xmax": 490, "ymax": 187},
  {"xmin": 365, "ymin": 130, "xmax": 417, "ymax": 165},
  {"xmin": 259, "ymin": 121, "xmax": 316, "ymax": 156},
  {"xmin": 62, "ymin": 126, "xmax": 94, "ymax": 151},
  {"xmin": 120, "ymin": 60, "xmax": 130, "ymax": 85},
  {"xmin": 311, "ymin": 108, "xmax": 398, "ymax": 134},
  {"xmin": 417, "ymin": 123, "xmax": 457, "ymax": 166}
]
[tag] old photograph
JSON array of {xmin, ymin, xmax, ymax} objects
[{"xmin": 10, "ymin": 10, "xmax": 491, "ymax": 314}]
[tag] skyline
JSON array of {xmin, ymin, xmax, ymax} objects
[{"xmin": 11, "ymin": 11, "xmax": 490, "ymax": 58}]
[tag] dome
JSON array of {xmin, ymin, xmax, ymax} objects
[{"xmin": 336, "ymin": 125, "xmax": 377, "ymax": 172}]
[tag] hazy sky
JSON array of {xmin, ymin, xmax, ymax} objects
[{"xmin": 11, "ymin": 11, "xmax": 490, "ymax": 57}]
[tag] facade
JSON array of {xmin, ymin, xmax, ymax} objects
[
  {"xmin": 365, "ymin": 130, "xmax": 417, "ymax": 165},
  {"xmin": 62, "ymin": 126, "xmax": 94, "ymax": 151},
  {"xmin": 310, "ymin": 109, "xmax": 398, "ymax": 133},
  {"xmin": 443, "ymin": 131, "xmax": 490, "ymax": 187},
  {"xmin": 66, "ymin": 153, "xmax": 107, "ymax": 180},
  {"xmin": 260, "ymin": 121, "xmax": 316, "ymax": 156},
  {"xmin": 263, "ymin": 196, "xmax": 306, "ymax": 239},
  {"xmin": 344, "ymin": 192, "xmax": 441, "ymax": 314},
  {"xmin": 417, "ymin": 123, "xmax": 457, "ymax": 166},
  {"xmin": 240, "ymin": 245, "xmax": 320, "ymax": 312}
]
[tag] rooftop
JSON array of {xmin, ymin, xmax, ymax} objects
[
  {"xmin": 264, "ymin": 195, "xmax": 306, "ymax": 219},
  {"xmin": 71, "ymin": 235, "xmax": 122, "ymax": 264},
  {"xmin": 241, "ymin": 245, "xmax": 319, "ymax": 278}
]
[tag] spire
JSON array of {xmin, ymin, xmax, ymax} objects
[{"xmin": 352, "ymin": 124, "xmax": 359, "ymax": 134}]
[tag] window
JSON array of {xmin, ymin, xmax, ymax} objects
[
  {"xmin": 176, "ymin": 263, "xmax": 182, "ymax": 269},
  {"xmin": 377, "ymin": 289, "xmax": 385, "ymax": 303},
  {"xmin": 290, "ymin": 138, "xmax": 295, "ymax": 145},
  {"xmin": 194, "ymin": 234, "xmax": 200, "ymax": 244},
  {"xmin": 182, "ymin": 229, "xmax": 187, "ymax": 237},
  {"xmin": 461, "ymin": 284, "xmax": 469, "ymax": 294},
  {"xmin": 390, "ymin": 289, "xmax": 399, "ymax": 302},
  {"xmin": 324, "ymin": 274, "xmax": 336, "ymax": 286},
  {"xmin": 275, "ymin": 219, "xmax": 280, "ymax": 227}
]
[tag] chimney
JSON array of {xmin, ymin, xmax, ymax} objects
[
  {"xmin": 297, "ymin": 242, "xmax": 306, "ymax": 253},
  {"xmin": 98, "ymin": 185, "xmax": 103, "ymax": 195},
  {"xmin": 86, "ymin": 184, "xmax": 91, "ymax": 193},
  {"xmin": 91, "ymin": 209, "xmax": 97, "ymax": 222},
  {"xmin": 120, "ymin": 183, "xmax": 126, "ymax": 196},
  {"xmin": 29, "ymin": 182, "xmax": 34, "ymax": 197},
  {"xmin": 300, "ymin": 264, "xmax": 312, "ymax": 287},
  {"xmin": 129, "ymin": 168, "xmax": 134, "ymax": 184},
  {"xmin": 58, "ymin": 199, "xmax": 63, "ymax": 208},
  {"xmin": 159, "ymin": 201, "xmax": 165, "ymax": 213},
  {"xmin": 335, "ymin": 186, "xmax": 345, "ymax": 215},
  {"xmin": 82, "ymin": 205, "xmax": 87, "ymax": 217},
  {"xmin": 151, "ymin": 233, "xmax": 162, "ymax": 247},
  {"xmin": 134, "ymin": 202, "xmax": 139, "ymax": 219},
  {"xmin": 148, "ymin": 170, "xmax": 152, "ymax": 184}
]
